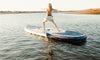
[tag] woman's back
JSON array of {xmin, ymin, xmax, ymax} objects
[
  {"xmin": 47, "ymin": 8, "xmax": 52, "ymax": 15},
  {"xmin": 46, "ymin": 3, "xmax": 52, "ymax": 15}
]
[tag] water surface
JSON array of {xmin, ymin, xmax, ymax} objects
[{"xmin": 0, "ymin": 13, "xmax": 100, "ymax": 60}]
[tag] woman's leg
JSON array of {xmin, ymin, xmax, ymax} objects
[
  {"xmin": 43, "ymin": 20, "xmax": 47, "ymax": 33},
  {"xmin": 50, "ymin": 20, "xmax": 60, "ymax": 32}
]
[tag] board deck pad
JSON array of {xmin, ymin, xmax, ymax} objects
[{"xmin": 25, "ymin": 25, "xmax": 65, "ymax": 37}]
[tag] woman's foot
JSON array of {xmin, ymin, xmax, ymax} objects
[{"xmin": 42, "ymin": 30, "xmax": 45, "ymax": 33}]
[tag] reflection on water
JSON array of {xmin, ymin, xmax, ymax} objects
[
  {"xmin": 25, "ymin": 32, "xmax": 55, "ymax": 60},
  {"xmin": 41, "ymin": 38, "xmax": 54, "ymax": 60}
]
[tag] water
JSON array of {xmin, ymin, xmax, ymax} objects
[{"xmin": 0, "ymin": 13, "xmax": 100, "ymax": 60}]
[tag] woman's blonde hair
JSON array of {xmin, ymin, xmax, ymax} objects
[{"xmin": 48, "ymin": 3, "xmax": 52, "ymax": 9}]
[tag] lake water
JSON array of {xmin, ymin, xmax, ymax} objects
[{"xmin": 0, "ymin": 13, "xmax": 100, "ymax": 60}]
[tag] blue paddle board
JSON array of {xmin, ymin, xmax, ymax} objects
[{"xmin": 24, "ymin": 25, "xmax": 87, "ymax": 41}]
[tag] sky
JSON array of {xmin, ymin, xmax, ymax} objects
[{"xmin": 0, "ymin": 0, "xmax": 100, "ymax": 11}]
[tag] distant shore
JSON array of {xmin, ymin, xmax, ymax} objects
[
  {"xmin": 0, "ymin": 11, "xmax": 45, "ymax": 14},
  {"xmin": 2, "ymin": 9, "xmax": 100, "ymax": 15},
  {"xmin": 69, "ymin": 8, "xmax": 100, "ymax": 14},
  {"xmin": 0, "ymin": 11, "xmax": 76, "ymax": 14}
]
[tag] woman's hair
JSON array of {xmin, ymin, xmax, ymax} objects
[{"xmin": 48, "ymin": 3, "xmax": 52, "ymax": 9}]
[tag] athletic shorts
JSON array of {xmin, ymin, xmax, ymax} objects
[{"xmin": 45, "ymin": 15, "xmax": 53, "ymax": 21}]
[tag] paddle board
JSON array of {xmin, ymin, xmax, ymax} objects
[{"xmin": 24, "ymin": 25, "xmax": 87, "ymax": 41}]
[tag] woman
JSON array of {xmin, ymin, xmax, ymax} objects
[{"xmin": 43, "ymin": 3, "xmax": 61, "ymax": 33}]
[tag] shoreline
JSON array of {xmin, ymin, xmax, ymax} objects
[
  {"xmin": 1, "ymin": 9, "xmax": 100, "ymax": 15},
  {"xmin": 69, "ymin": 8, "xmax": 100, "ymax": 15},
  {"xmin": 0, "ymin": 11, "xmax": 76, "ymax": 14},
  {"xmin": 0, "ymin": 11, "xmax": 46, "ymax": 14}
]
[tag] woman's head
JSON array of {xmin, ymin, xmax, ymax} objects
[{"xmin": 48, "ymin": 3, "xmax": 52, "ymax": 9}]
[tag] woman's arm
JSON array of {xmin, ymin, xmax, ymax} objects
[
  {"xmin": 52, "ymin": 9, "xmax": 61, "ymax": 12},
  {"xmin": 42, "ymin": 8, "xmax": 47, "ymax": 10}
]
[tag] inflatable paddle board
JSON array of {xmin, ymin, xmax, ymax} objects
[{"xmin": 24, "ymin": 25, "xmax": 87, "ymax": 41}]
